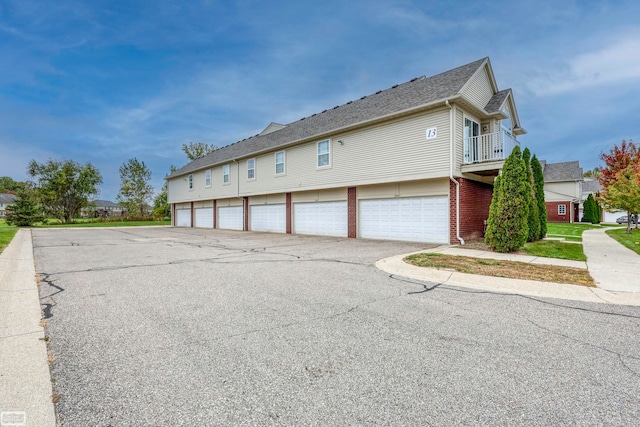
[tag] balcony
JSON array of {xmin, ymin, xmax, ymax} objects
[{"xmin": 463, "ymin": 129, "xmax": 520, "ymax": 165}]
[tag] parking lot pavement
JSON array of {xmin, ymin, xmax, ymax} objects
[{"xmin": 34, "ymin": 227, "xmax": 640, "ymax": 426}]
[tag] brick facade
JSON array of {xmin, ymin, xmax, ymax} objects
[
  {"xmin": 243, "ymin": 197, "xmax": 249, "ymax": 231},
  {"xmin": 450, "ymin": 178, "xmax": 494, "ymax": 244},
  {"xmin": 190, "ymin": 202, "xmax": 194, "ymax": 228},
  {"xmin": 347, "ymin": 187, "xmax": 357, "ymax": 238},
  {"xmin": 285, "ymin": 193, "xmax": 292, "ymax": 234},
  {"xmin": 213, "ymin": 200, "xmax": 217, "ymax": 228},
  {"xmin": 546, "ymin": 201, "xmax": 571, "ymax": 223}
]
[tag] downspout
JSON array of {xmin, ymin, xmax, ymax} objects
[{"xmin": 446, "ymin": 100, "xmax": 464, "ymax": 245}]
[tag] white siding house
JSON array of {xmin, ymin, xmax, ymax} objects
[{"xmin": 167, "ymin": 57, "xmax": 527, "ymax": 244}]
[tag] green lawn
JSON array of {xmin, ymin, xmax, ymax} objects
[
  {"xmin": 0, "ymin": 219, "xmax": 18, "ymax": 254},
  {"xmin": 36, "ymin": 220, "xmax": 170, "ymax": 228},
  {"xmin": 546, "ymin": 222, "xmax": 607, "ymax": 241},
  {"xmin": 522, "ymin": 240, "xmax": 586, "ymax": 261},
  {"xmin": 606, "ymin": 228, "xmax": 640, "ymax": 255}
]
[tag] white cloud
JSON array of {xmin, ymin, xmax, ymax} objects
[{"xmin": 530, "ymin": 30, "xmax": 640, "ymax": 95}]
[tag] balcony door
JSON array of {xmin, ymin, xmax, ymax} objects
[{"xmin": 464, "ymin": 117, "xmax": 480, "ymax": 163}]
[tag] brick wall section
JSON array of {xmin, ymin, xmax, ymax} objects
[
  {"xmin": 450, "ymin": 178, "xmax": 494, "ymax": 244},
  {"xmin": 190, "ymin": 202, "xmax": 194, "ymax": 228},
  {"xmin": 286, "ymin": 193, "xmax": 292, "ymax": 234},
  {"xmin": 172, "ymin": 203, "xmax": 175, "ymax": 226},
  {"xmin": 546, "ymin": 201, "xmax": 571, "ymax": 223},
  {"xmin": 213, "ymin": 200, "xmax": 217, "ymax": 228},
  {"xmin": 243, "ymin": 197, "xmax": 249, "ymax": 231},
  {"xmin": 347, "ymin": 187, "xmax": 357, "ymax": 238}
]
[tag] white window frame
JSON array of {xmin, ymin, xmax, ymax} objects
[
  {"xmin": 205, "ymin": 169, "xmax": 212, "ymax": 188},
  {"xmin": 247, "ymin": 158, "xmax": 255, "ymax": 180},
  {"xmin": 317, "ymin": 139, "xmax": 331, "ymax": 168},
  {"xmin": 558, "ymin": 204, "xmax": 566, "ymax": 215},
  {"xmin": 188, "ymin": 174, "xmax": 193, "ymax": 190},
  {"xmin": 223, "ymin": 164, "xmax": 230, "ymax": 185},
  {"xmin": 275, "ymin": 151, "xmax": 285, "ymax": 175}
]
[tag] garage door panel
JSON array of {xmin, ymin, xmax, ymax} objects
[
  {"xmin": 250, "ymin": 204, "xmax": 286, "ymax": 233},
  {"xmin": 218, "ymin": 206, "xmax": 244, "ymax": 230},
  {"xmin": 176, "ymin": 209, "xmax": 191, "ymax": 227},
  {"xmin": 294, "ymin": 201, "xmax": 347, "ymax": 237},
  {"xmin": 194, "ymin": 208, "xmax": 213, "ymax": 228},
  {"xmin": 359, "ymin": 196, "xmax": 448, "ymax": 243}
]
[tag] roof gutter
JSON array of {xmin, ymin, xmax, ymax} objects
[{"xmin": 446, "ymin": 100, "xmax": 464, "ymax": 245}]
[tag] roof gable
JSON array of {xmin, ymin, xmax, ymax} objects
[{"xmin": 169, "ymin": 57, "xmax": 490, "ymax": 179}]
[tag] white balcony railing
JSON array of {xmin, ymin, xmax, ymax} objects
[{"xmin": 463, "ymin": 129, "xmax": 520, "ymax": 164}]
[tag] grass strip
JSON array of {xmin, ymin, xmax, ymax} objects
[
  {"xmin": 405, "ymin": 253, "xmax": 594, "ymax": 287},
  {"xmin": 606, "ymin": 228, "xmax": 640, "ymax": 256},
  {"xmin": 0, "ymin": 221, "xmax": 18, "ymax": 254}
]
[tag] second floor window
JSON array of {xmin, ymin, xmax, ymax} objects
[
  {"xmin": 317, "ymin": 139, "xmax": 330, "ymax": 168},
  {"xmin": 188, "ymin": 174, "xmax": 193, "ymax": 190},
  {"xmin": 275, "ymin": 151, "xmax": 285, "ymax": 175},
  {"xmin": 247, "ymin": 158, "xmax": 255, "ymax": 180},
  {"xmin": 205, "ymin": 169, "xmax": 211, "ymax": 187},
  {"xmin": 223, "ymin": 165, "xmax": 230, "ymax": 184}
]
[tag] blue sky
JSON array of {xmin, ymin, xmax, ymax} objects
[{"xmin": 1, "ymin": 0, "xmax": 639, "ymax": 200}]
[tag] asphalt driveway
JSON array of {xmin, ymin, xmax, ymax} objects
[{"xmin": 34, "ymin": 227, "xmax": 640, "ymax": 426}]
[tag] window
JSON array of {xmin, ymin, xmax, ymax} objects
[
  {"xmin": 558, "ymin": 204, "xmax": 566, "ymax": 215},
  {"xmin": 247, "ymin": 158, "xmax": 255, "ymax": 180},
  {"xmin": 317, "ymin": 139, "xmax": 330, "ymax": 168},
  {"xmin": 188, "ymin": 174, "xmax": 193, "ymax": 190},
  {"xmin": 205, "ymin": 169, "xmax": 212, "ymax": 187},
  {"xmin": 223, "ymin": 165, "xmax": 230, "ymax": 184},
  {"xmin": 275, "ymin": 151, "xmax": 285, "ymax": 175}
]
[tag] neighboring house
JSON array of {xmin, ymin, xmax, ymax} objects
[
  {"xmin": 542, "ymin": 161, "xmax": 583, "ymax": 223},
  {"xmin": 582, "ymin": 178, "xmax": 624, "ymax": 223},
  {"xmin": 85, "ymin": 200, "xmax": 125, "ymax": 217},
  {"xmin": 167, "ymin": 57, "xmax": 527, "ymax": 244},
  {"xmin": 0, "ymin": 193, "xmax": 17, "ymax": 217}
]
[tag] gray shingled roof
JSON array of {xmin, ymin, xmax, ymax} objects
[
  {"xmin": 168, "ymin": 57, "xmax": 490, "ymax": 179},
  {"xmin": 582, "ymin": 178, "xmax": 602, "ymax": 193},
  {"xmin": 0, "ymin": 193, "xmax": 17, "ymax": 204},
  {"xmin": 484, "ymin": 89, "xmax": 511, "ymax": 114},
  {"xmin": 543, "ymin": 161, "xmax": 584, "ymax": 182},
  {"xmin": 91, "ymin": 200, "xmax": 121, "ymax": 208}
]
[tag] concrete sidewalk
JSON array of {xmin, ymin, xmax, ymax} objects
[
  {"xmin": 376, "ymin": 246, "xmax": 640, "ymax": 307},
  {"xmin": 582, "ymin": 227, "xmax": 640, "ymax": 292},
  {"xmin": 0, "ymin": 229, "xmax": 56, "ymax": 427}
]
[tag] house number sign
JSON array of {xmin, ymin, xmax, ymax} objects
[{"xmin": 425, "ymin": 127, "xmax": 437, "ymax": 139}]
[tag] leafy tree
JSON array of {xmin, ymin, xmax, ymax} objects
[
  {"xmin": 582, "ymin": 194, "xmax": 600, "ymax": 224},
  {"xmin": 182, "ymin": 142, "xmax": 217, "ymax": 160},
  {"xmin": 522, "ymin": 148, "xmax": 540, "ymax": 242},
  {"xmin": 485, "ymin": 146, "xmax": 530, "ymax": 252},
  {"xmin": 583, "ymin": 167, "xmax": 602, "ymax": 178},
  {"xmin": 28, "ymin": 159, "xmax": 102, "ymax": 222},
  {"xmin": 531, "ymin": 155, "xmax": 547, "ymax": 239},
  {"xmin": 5, "ymin": 185, "xmax": 45, "ymax": 226},
  {"xmin": 599, "ymin": 165, "xmax": 640, "ymax": 233},
  {"xmin": 0, "ymin": 176, "xmax": 26, "ymax": 193},
  {"xmin": 117, "ymin": 158, "xmax": 154, "ymax": 217},
  {"xmin": 152, "ymin": 165, "xmax": 177, "ymax": 219},
  {"xmin": 598, "ymin": 140, "xmax": 640, "ymax": 230}
]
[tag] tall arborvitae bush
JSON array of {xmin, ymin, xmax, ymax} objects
[
  {"xmin": 485, "ymin": 146, "xmax": 530, "ymax": 252},
  {"xmin": 583, "ymin": 194, "xmax": 601, "ymax": 224},
  {"xmin": 531, "ymin": 155, "xmax": 547, "ymax": 239},
  {"xmin": 522, "ymin": 148, "xmax": 540, "ymax": 242}
]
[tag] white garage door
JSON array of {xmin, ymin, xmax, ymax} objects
[
  {"xmin": 194, "ymin": 207, "xmax": 214, "ymax": 228},
  {"xmin": 359, "ymin": 196, "xmax": 449, "ymax": 243},
  {"xmin": 218, "ymin": 206, "xmax": 244, "ymax": 230},
  {"xmin": 250, "ymin": 204, "xmax": 286, "ymax": 233},
  {"xmin": 176, "ymin": 209, "xmax": 191, "ymax": 227},
  {"xmin": 294, "ymin": 201, "xmax": 347, "ymax": 237}
]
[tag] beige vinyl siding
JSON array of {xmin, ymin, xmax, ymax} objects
[
  {"xmin": 216, "ymin": 198, "xmax": 244, "ymax": 207},
  {"xmin": 461, "ymin": 68, "xmax": 494, "ymax": 111},
  {"xmin": 168, "ymin": 163, "xmax": 240, "ymax": 203},
  {"xmin": 453, "ymin": 106, "xmax": 464, "ymax": 176},
  {"xmin": 238, "ymin": 109, "xmax": 450, "ymax": 196},
  {"xmin": 292, "ymin": 188, "xmax": 347, "ymax": 203},
  {"xmin": 249, "ymin": 193, "xmax": 287, "ymax": 205},
  {"xmin": 357, "ymin": 178, "xmax": 449, "ymax": 200},
  {"xmin": 193, "ymin": 200, "xmax": 213, "ymax": 209},
  {"xmin": 174, "ymin": 202, "xmax": 191, "ymax": 209},
  {"xmin": 544, "ymin": 182, "xmax": 581, "ymax": 202}
]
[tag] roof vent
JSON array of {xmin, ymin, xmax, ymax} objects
[
  {"xmin": 360, "ymin": 96, "xmax": 367, "ymax": 100},
  {"xmin": 392, "ymin": 84, "xmax": 398, "ymax": 88},
  {"xmin": 410, "ymin": 77, "xmax": 418, "ymax": 82},
  {"xmin": 333, "ymin": 105, "xmax": 339, "ymax": 109},
  {"xmin": 346, "ymin": 101, "xmax": 352, "ymax": 104},
  {"xmin": 375, "ymin": 90, "xmax": 382, "ymax": 94},
  {"xmin": 322, "ymin": 109, "xmax": 327, "ymax": 113}
]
